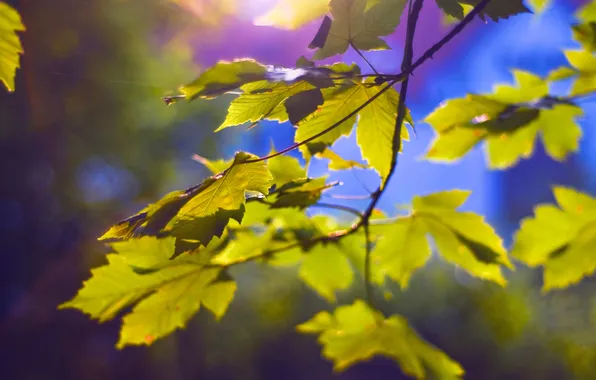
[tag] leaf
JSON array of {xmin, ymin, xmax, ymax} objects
[
  {"xmin": 177, "ymin": 152, "xmax": 272, "ymax": 219},
  {"xmin": 512, "ymin": 187, "xmax": 596, "ymax": 291},
  {"xmin": 117, "ymin": 266, "xmax": 235, "ymax": 348},
  {"xmin": 171, "ymin": 207, "xmax": 244, "ymax": 247},
  {"xmin": 253, "ymin": 0, "xmax": 329, "ymax": 29},
  {"xmin": 267, "ymin": 150, "xmax": 307, "ymax": 188},
  {"xmin": 192, "ymin": 155, "xmax": 233, "ymax": 174},
  {"xmin": 285, "ymin": 88, "xmax": 325, "ymax": 125},
  {"xmin": 269, "ymin": 177, "xmax": 332, "ymax": 209},
  {"xmin": 577, "ymin": 1, "xmax": 596, "ymax": 23},
  {"xmin": 216, "ymin": 63, "xmax": 360, "ymax": 130},
  {"xmin": 312, "ymin": 0, "xmax": 408, "ymax": 60},
  {"xmin": 312, "ymin": 146, "xmax": 368, "ymax": 170},
  {"xmin": 357, "ymin": 79, "xmax": 409, "ymax": 180},
  {"xmin": 371, "ymin": 218, "xmax": 431, "ymax": 288},
  {"xmin": 60, "ymin": 236, "xmax": 237, "ymax": 348},
  {"xmin": 564, "ymin": 49, "xmax": 596, "ymax": 96},
  {"xmin": 0, "ymin": 2, "xmax": 25, "ymax": 92},
  {"xmin": 434, "ymin": 0, "xmax": 530, "ymax": 22},
  {"xmin": 299, "ymin": 243, "xmax": 354, "ymax": 303},
  {"xmin": 297, "ymin": 300, "xmax": 464, "ymax": 378},
  {"xmin": 372, "ymin": 190, "xmax": 511, "ymax": 287},
  {"xmin": 181, "ymin": 59, "xmax": 267, "ymax": 100},
  {"xmin": 572, "ymin": 22, "xmax": 596, "ymax": 52},
  {"xmin": 424, "ymin": 71, "xmax": 583, "ymax": 169}
]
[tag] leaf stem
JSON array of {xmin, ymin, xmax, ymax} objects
[
  {"xmin": 310, "ymin": 203, "xmax": 363, "ymax": 218},
  {"xmin": 350, "ymin": 41, "xmax": 380, "ymax": 75}
]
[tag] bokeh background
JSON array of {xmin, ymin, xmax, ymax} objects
[{"xmin": 1, "ymin": 0, "xmax": 596, "ymax": 379}]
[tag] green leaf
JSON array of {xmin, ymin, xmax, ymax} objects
[
  {"xmin": 299, "ymin": 242, "xmax": 354, "ymax": 303},
  {"xmin": 117, "ymin": 266, "xmax": 234, "ymax": 348},
  {"xmin": 357, "ymin": 80, "xmax": 409, "ymax": 180},
  {"xmin": 181, "ymin": 59, "xmax": 267, "ymax": 100},
  {"xmin": 424, "ymin": 71, "xmax": 584, "ymax": 168},
  {"xmin": 565, "ymin": 49, "xmax": 596, "ymax": 96},
  {"xmin": 192, "ymin": 155, "xmax": 233, "ymax": 174},
  {"xmin": 0, "ymin": 2, "xmax": 25, "ymax": 92},
  {"xmin": 177, "ymin": 152, "xmax": 272, "ymax": 219},
  {"xmin": 527, "ymin": 0, "xmax": 550, "ymax": 13},
  {"xmin": 218, "ymin": 80, "xmax": 314, "ymax": 130},
  {"xmin": 216, "ymin": 63, "xmax": 360, "ymax": 131},
  {"xmin": 267, "ymin": 150, "xmax": 307, "ymax": 188},
  {"xmin": 297, "ymin": 300, "xmax": 464, "ymax": 378},
  {"xmin": 577, "ymin": 1, "xmax": 596, "ymax": 23},
  {"xmin": 253, "ymin": 0, "xmax": 329, "ymax": 29},
  {"xmin": 312, "ymin": 0, "xmax": 407, "ymax": 60},
  {"xmin": 512, "ymin": 187, "xmax": 596, "ymax": 291},
  {"xmin": 371, "ymin": 217, "xmax": 431, "ymax": 288},
  {"xmin": 60, "ymin": 236, "xmax": 236, "ymax": 348},
  {"xmin": 171, "ymin": 207, "xmax": 244, "ymax": 247},
  {"xmin": 311, "ymin": 146, "xmax": 368, "ymax": 171},
  {"xmin": 372, "ymin": 190, "xmax": 511, "ymax": 287},
  {"xmin": 434, "ymin": 0, "xmax": 530, "ymax": 22}
]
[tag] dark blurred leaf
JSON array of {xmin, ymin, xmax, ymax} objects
[
  {"xmin": 572, "ymin": 22, "xmax": 596, "ymax": 51},
  {"xmin": 0, "ymin": 2, "xmax": 25, "ymax": 92},
  {"xmin": 285, "ymin": 88, "xmax": 325, "ymax": 125},
  {"xmin": 435, "ymin": 0, "xmax": 530, "ymax": 21},
  {"xmin": 297, "ymin": 300, "xmax": 464, "ymax": 377},
  {"xmin": 172, "ymin": 206, "xmax": 245, "ymax": 247},
  {"xmin": 309, "ymin": 15, "xmax": 332, "ymax": 49}
]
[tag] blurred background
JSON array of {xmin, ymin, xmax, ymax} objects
[{"xmin": 1, "ymin": 0, "xmax": 596, "ymax": 379}]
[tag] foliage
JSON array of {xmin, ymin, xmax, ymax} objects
[
  {"xmin": 0, "ymin": 1, "xmax": 25, "ymax": 92},
  {"xmin": 55, "ymin": 0, "xmax": 596, "ymax": 379}
]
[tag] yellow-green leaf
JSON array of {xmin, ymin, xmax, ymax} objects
[
  {"xmin": 564, "ymin": 49, "xmax": 596, "ymax": 96},
  {"xmin": 299, "ymin": 243, "xmax": 354, "ymax": 303},
  {"xmin": 371, "ymin": 217, "xmax": 431, "ymax": 288},
  {"xmin": 312, "ymin": 0, "xmax": 407, "ymax": 60},
  {"xmin": 512, "ymin": 187, "xmax": 596, "ymax": 291},
  {"xmin": 0, "ymin": 2, "xmax": 25, "ymax": 92},
  {"xmin": 357, "ymin": 81, "xmax": 409, "ymax": 180},
  {"xmin": 181, "ymin": 59, "xmax": 267, "ymax": 100},
  {"xmin": 177, "ymin": 152, "xmax": 272, "ymax": 219},
  {"xmin": 297, "ymin": 300, "xmax": 464, "ymax": 378}
]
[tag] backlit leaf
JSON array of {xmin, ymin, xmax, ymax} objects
[
  {"xmin": 297, "ymin": 300, "xmax": 464, "ymax": 378},
  {"xmin": 312, "ymin": 0, "xmax": 407, "ymax": 60},
  {"xmin": 181, "ymin": 59, "xmax": 267, "ymax": 100},
  {"xmin": 512, "ymin": 187, "xmax": 596, "ymax": 291},
  {"xmin": 0, "ymin": 2, "xmax": 25, "ymax": 92},
  {"xmin": 424, "ymin": 71, "xmax": 583, "ymax": 168},
  {"xmin": 372, "ymin": 190, "xmax": 510, "ymax": 287},
  {"xmin": 299, "ymin": 243, "xmax": 354, "ymax": 303},
  {"xmin": 434, "ymin": 0, "xmax": 530, "ymax": 22},
  {"xmin": 285, "ymin": 88, "xmax": 325, "ymax": 125}
]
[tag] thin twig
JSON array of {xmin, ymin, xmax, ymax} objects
[
  {"xmin": 310, "ymin": 203, "xmax": 363, "ymax": 218},
  {"xmin": 350, "ymin": 41, "xmax": 380, "ymax": 75},
  {"xmin": 323, "ymin": 193, "xmax": 373, "ymax": 200}
]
